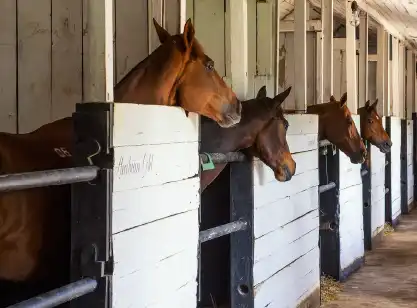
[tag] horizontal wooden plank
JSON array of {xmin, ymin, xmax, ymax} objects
[
  {"xmin": 254, "ymin": 169, "xmax": 319, "ymax": 208},
  {"xmin": 254, "ymin": 247, "xmax": 320, "ymax": 308},
  {"xmin": 287, "ymin": 134, "xmax": 318, "ymax": 153},
  {"xmin": 285, "ymin": 114, "xmax": 319, "ymax": 135},
  {"xmin": 253, "ymin": 150, "xmax": 318, "ymax": 186},
  {"xmin": 339, "ymin": 184, "xmax": 364, "ymax": 270},
  {"xmin": 254, "ymin": 226, "xmax": 318, "ymax": 285},
  {"xmin": 372, "ymin": 198, "xmax": 385, "ymax": 237},
  {"xmin": 371, "ymin": 185, "xmax": 385, "ymax": 204},
  {"xmin": 113, "ymin": 209, "xmax": 199, "ymax": 278},
  {"xmin": 339, "ymin": 154, "xmax": 362, "ymax": 190},
  {"xmin": 113, "ymin": 143, "xmax": 199, "ymax": 192},
  {"xmin": 112, "ymin": 177, "xmax": 199, "ymax": 233},
  {"xmin": 144, "ymin": 280, "xmax": 197, "ymax": 308},
  {"xmin": 113, "ymin": 249, "xmax": 197, "ymax": 307},
  {"xmin": 112, "ymin": 103, "xmax": 199, "ymax": 146},
  {"xmin": 254, "ymin": 210, "xmax": 319, "ymax": 263},
  {"xmin": 254, "ymin": 186, "xmax": 318, "ymax": 239},
  {"xmin": 371, "ymin": 145, "xmax": 386, "ymax": 176}
]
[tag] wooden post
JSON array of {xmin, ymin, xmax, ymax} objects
[
  {"xmin": 82, "ymin": 0, "xmax": 114, "ymax": 102},
  {"xmin": 358, "ymin": 11, "xmax": 368, "ymax": 107},
  {"xmin": 398, "ymin": 43, "xmax": 405, "ymax": 118},
  {"xmin": 229, "ymin": 0, "xmax": 248, "ymax": 99},
  {"xmin": 392, "ymin": 37, "xmax": 399, "ymax": 117},
  {"xmin": 274, "ymin": 0, "xmax": 280, "ymax": 96},
  {"xmin": 376, "ymin": 26, "xmax": 385, "ymax": 116},
  {"xmin": 345, "ymin": 0, "xmax": 357, "ymax": 112},
  {"xmin": 322, "ymin": 0, "xmax": 333, "ymax": 102},
  {"xmin": 316, "ymin": 31, "xmax": 324, "ymax": 105},
  {"xmin": 407, "ymin": 49, "xmax": 414, "ymax": 119},
  {"xmin": 294, "ymin": 0, "xmax": 307, "ymax": 111}
]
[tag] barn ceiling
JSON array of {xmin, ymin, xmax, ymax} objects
[{"xmin": 279, "ymin": 0, "xmax": 417, "ymax": 48}]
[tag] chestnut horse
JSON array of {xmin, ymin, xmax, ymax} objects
[
  {"xmin": 0, "ymin": 18, "xmax": 240, "ymax": 306},
  {"xmin": 358, "ymin": 99, "xmax": 392, "ymax": 153},
  {"xmin": 200, "ymin": 86, "xmax": 296, "ymax": 191},
  {"xmin": 306, "ymin": 93, "xmax": 367, "ymax": 164}
]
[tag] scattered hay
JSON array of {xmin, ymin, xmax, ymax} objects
[
  {"xmin": 321, "ymin": 275, "xmax": 343, "ymax": 303},
  {"xmin": 383, "ymin": 222, "xmax": 395, "ymax": 236}
]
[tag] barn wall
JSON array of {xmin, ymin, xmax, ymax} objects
[
  {"xmin": 253, "ymin": 114, "xmax": 320, "ymax": 308},
  {"xmin": 368, "ymin": 61, "xmax": 377, "ymax": 101},
  {"xmin": 407, "ymin": 120, "xmax": 414, "ymax": 207},
  {"xmin": 391, "ymin": 117, "xmax": 402, "ymax": 221},
  {"xmin": 338, "ymin": 114, "xmax": 364, "ymax": 273},
  {"xmin": 110, "ymin": 104, "xmax": 199, "ymax": 308},
  {"xmin": 371, "ymin": 117, "xmax": 386, "ymax": 238}
]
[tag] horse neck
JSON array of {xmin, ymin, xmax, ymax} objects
[{"xmin": 114, "ymin": 43, "xmax": 182, "ymax": 105}]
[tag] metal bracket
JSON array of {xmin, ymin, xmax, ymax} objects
[{"xmin": 201, "ymin": 152, "xmax": 215, "ymax": 171}]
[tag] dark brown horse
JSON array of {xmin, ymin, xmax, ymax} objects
[
  {"xmin": 306, "ymin": 93, "xmax": 367, "ymax": 164},
  {"xmin": 358, "ymin": 99, "xmax": 392, "ymax": 153},
  {"xmin": 115, "ymin": 18, "xmax": 241, "ymax": 128},
  {"xmin": 0, "ymin": 18, "xmax": 241, "ymax": 306},
  {"xmin": 200, "ymin": 86, "xmax": 296, "ymax": 191}
]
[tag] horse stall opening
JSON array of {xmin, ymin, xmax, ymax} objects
[
  {"xmin": 72, "ymin": 103, "xmax": 201, "ymax": 308},
  {"xmin": 253, "ymin": 114, "xmax": 320, "ymax": 308}
]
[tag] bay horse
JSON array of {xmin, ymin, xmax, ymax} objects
[
  {"xmin": 0, "ymin": 18, "xmax": 241, "ymax": 306},
  {"xmin": 200, "ymin": 86, "xmax": 296, "ymax": 191},
  {"xmin": 306, "ymin": 93, "xmax": 367, "ymax": 164},
  {"xmin": 358, "ymin": 99, "xmax": 392, "ymax": 153}
]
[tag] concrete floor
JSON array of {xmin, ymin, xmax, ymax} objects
[{"xmin": 322, "ymin": 210, "xmax": 417, "ymax": 308}]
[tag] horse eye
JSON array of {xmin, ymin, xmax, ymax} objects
[
  {"xmin": 347, "ymin": 118, "xmax": 353, "ymax": 125},
  {"xmin": 205, "ymin": 61, "xmax": 214, "ymax": 72},
  {"xmin": 284, "ymin": 121, "xmax": 289, "ymax": 130},
  {"xmin": 368, "ymin": 118, "xmax": 373, "ymax": 124}
]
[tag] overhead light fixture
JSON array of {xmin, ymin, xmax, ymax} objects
[{"xmin": 350, "ymin": 0, "xmax": 360, "ymax": 27}]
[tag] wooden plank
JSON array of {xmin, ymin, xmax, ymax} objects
[
  {"xmin": 279, "ymin": 20, "xmax": 322, "ymax": 32},
  {"xmin": 51, "ymin": 0, "xmax": 82, "ymax": 121},
  {"xmin": 148, "ymin": 0, "xmax": 163, "ymax": 54},
  {"xmin": 358, "ymin": 12, "xmax": 369, "ymax": 106},
  {"xmin": 256, "ymin": 0, "xmax": 272, "ymax": 76},
  {"xmin": 254, "ymin": 168, "xmax": 319, "ymax": 208},
  {"xmin": 112, "ymin": 104, "xmax": 198, "ymax": 146},
  {"xmin": 345, "ymin": 0, "xmax": 357, "ymax": 113},
  {"xmin": 112, "ymin": 177, "xmax": 199, "ymax": 234},
  {"xmin": 293, "ymin": 0, "xmax": 307, "ymax": 111},
  {"xmin": 229, "ymin": 0, "xmax": 248, "ymax": 98},
  {"xmin": 254, "ymin": 150, "xmax": 318, "ymax": 187},
  {"xmin": 397, "ymin": 43, "xmax": 405, "ymax": 118},
  {"xmin": 254, "ymin": 247, "xmax": 319, "ymax": 308},
  {"xmin": 274, "ymin": 0, "xmax": 280, "ymax": 96},
  {"xmin": 322, "ymin": 0, "xmax": 333, "ymax": 101},
  {"xmin": 17, "ymin": 0, "xmax": 52, "ymax": 133},
  {"xmin": 115, "ymin": 0, "xmax": 148, "ymax": 82},
  {"xmin": 391, "ymin": 117, "xmax": 402, "ymax": 212},
  {"xmin": 113, "ymin": 143, "xmax": 198, "ymax": 192},
  {"xmin": 0, "ymin": 0, "xmax": 17, "ymax": 132},
  {"xmin": 316, "ymin": 31, "xmax": 323, "ymax": 105},
  {"xmin": 83, "ymin": 0, "xmax": 114, "ymax": 102},
  {"xmin": 164, "ymin": 0, "xmax": 180, "ymax": 34},
  {"xmin": 407, "ymin": 50, "xmax": 414, "ymax": 119},
  {"xmin": 376, "ymin": 26, "xmax": 385, "ymax": 116}
]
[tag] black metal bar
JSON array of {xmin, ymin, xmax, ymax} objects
[
  {"xmin": 362, "ymin": 140, "xmax": 372, "ymax": 251},
  {"xmin": 319, "ymin": 182, "xmax": 336, "ymax": 193},
  {"xmin": 199, "ymin": 220, "xmax": 248, "ymax": 243},
  {"xmin": 361, "ymin": 169, "xmax": 368, "ymax": 177},
  {"xmin": 400, "ymin": 119, "xmax": 409, "ymax": 214},
  {"xmin": 7, "ymin": 278, "xmax": 97, "ymax": 308},
  {"xmin": 0, "ymin": 166, "xmax": 99, "ymax": 192},
  {"xmin": 199, "ymin": 152, "xmax": 247, "ymax": 164},
  {"xmin": 385, "ymin": 117, "xmax": 393, "ymax": 224}
]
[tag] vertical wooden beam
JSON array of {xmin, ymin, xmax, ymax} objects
[
  {"xmin": 358, "ymin": 11, "xmax": 368, "ymax": 107},
  {"xmin": 316, "ymin": 31, "xmax": 324, "ymax": 104},
  {"xmin": 392, "ymin": 37, "xmax": 399, "ymax": 117},
  {"xmin": 83, "ymin": 0, "xmax": 114, "ymax": 102},
  {"xmin": 229, "ymin": 0, "xmax": 248, "ymax": 99},
  {"xmin": 407, "ymin": 49, "xmax": 414, "ymax": 119},
  {"xmin": 294, "ymin": 0, "xmax": 307, "ymax": 111},
  {"xmin": 384, "ymin": 33, "xmax": 391, "ymax": 116},
  {"xmin": 398, "ymin": 43, "xmax": 405, "ymax": 118},
  {"xmin": 345, "ymin": 0, "xmax": 357, "ymax": 112},
  {"xmin": 322, "ymin": 0, "xmax": 333, "ymax": 101},
  {"xmin": 148, "ymin": 0, "xmax": 164, "ymax": 54},
  {"xmin": 376, "ymin": 26, "xmax": 385, "ymax": 116},
  {"xmin": 274, "ymin": 0, "xmax": 280, "ymax": 96}
]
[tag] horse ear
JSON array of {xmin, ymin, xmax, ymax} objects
[
  {"xmin": 329, "ymin": 95, "xmax": 337, "ymax": 103},
  {"xmin": 340, "ymin": 92, "xmax": 347, "ymax": 107},
  {"xmin": 153, "ymin": 18, "xmax": 171, "ymax": 44},
  {"xmin": 256, "ymin": 86, "xmax": 267, "ymax": 99},
  {"xmin": 182, "ymin": 19, "xmax": 195, "ymax": 50},
  {"xmin": 365, "ymin": 100, "xmax": 370, "ymax": 109},
  {"xmin": 273, "ymin": 86, "xmax": 292, "ymax": 108},
  {"xmin": 370, "ymin": 99, "xmax": 379, "ymax": 109}
]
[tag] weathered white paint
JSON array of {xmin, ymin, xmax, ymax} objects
[
  {"xmin": 293, "ymin": 0, "xmax": 307, "ymax": 111},
  {"xmin": 376, "ymin": 26, "xmax": 386, "ymax": 116},
  {"xmin": 111, "ymin": 104, "xmax": 199, "ymax": 308},
  {"xmin": 392, "ymin": 38, "xmax": 400, "ymax": 117},
  {"xmin": 253, "ymin": 114, "xmax": 319, "ymax": 308},
  {"xmin": 406, "ymin": 50, "xmax": 415, "ymax": 119},
  {"xmin": 322, "ymin": 0, "xmax": 333, "ymax": 101},
  {"xmin": 339, "ymin": 115, "xmax": 364, "ymax": 271},
  {"xmin": 390, "ymin": 116, "xmax": 402, "ymax": 221},
  {"xmin": 359, "ymin": 12, "xmax": 369, "ymax": 106},
  {"xmin": 407, "ymin": 120, "xmax": 414, "ymax": 206},
  {"xmin": 371, "ymin": 116, "xmax": 386, "ymax": 238},
  {"xmin": 345, "ymin": 0, "xmax": 358, "ymax": 113}
]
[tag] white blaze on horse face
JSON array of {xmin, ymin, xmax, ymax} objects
[{"xmin": 54, "ymin": 147, "xmax": 72, "ymax": 158}]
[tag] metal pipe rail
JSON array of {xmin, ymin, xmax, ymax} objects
[
  {"xmin": 7, "ymin": 278, "xmax": 97, "ymax": 308},
  {"xmin": 319, "ymin": 140, "xmax": 332, "ymax": 147},
  {"xmin": 199, "ymin": 152, "xmax": 247, "ymax": 164},
  {"xmin": 361, "ymin": 169, "xmax": 368, "ymax": 177},
  {"xmin": 319, "ymin": 182, "xmax": 336, "ymax": 193},
  {"xmin": 199, "ymin": 220, "xmax": 248, "ymax": 243},
  {"xmin": 0, "ymin": 166, "xmax": 99, "ymax": 192}
]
